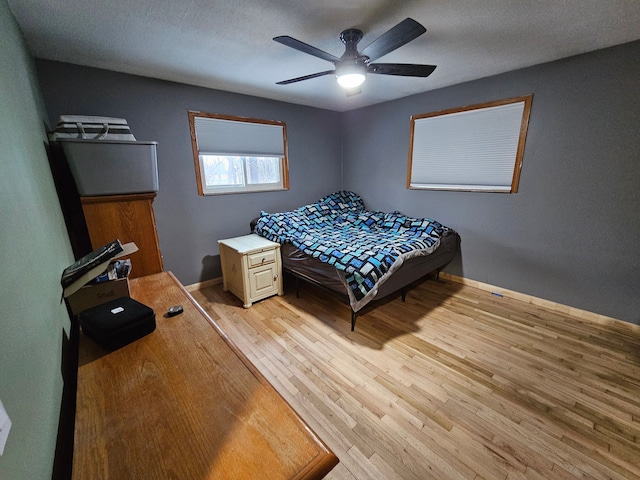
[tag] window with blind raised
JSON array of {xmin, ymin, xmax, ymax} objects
[
  {"xmin": 407, "ymin": 95, "xmax": 533, "ymax": 193},
  {"xmin": 188, "ymin": 111, "xmax": 289, "ymax": 195}
]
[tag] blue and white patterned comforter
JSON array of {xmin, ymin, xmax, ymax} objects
[{"xmin": 254, "ymin": 191, "xmax": 452, "ymax": 311}]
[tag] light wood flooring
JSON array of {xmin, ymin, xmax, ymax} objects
[{"xmin": 191, "ymin": 275, "xmax": 640, "ymax": 480}]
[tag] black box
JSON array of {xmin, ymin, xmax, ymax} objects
[{"xmin": 79, "ymin": 296, "xmax": 156, "ymax": 350}]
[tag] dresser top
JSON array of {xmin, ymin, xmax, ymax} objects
[
  {"xmin": 218, "ymin": 233, "xmax": 280, "ymax": 254},
  {"xmin": 73, "ymin": 271, "xmax": 337, "ymax": 479}
]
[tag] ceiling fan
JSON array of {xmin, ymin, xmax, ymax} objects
[{"xmin": 273, "ymin": 18, "xmax": 436, "ymax": 96}]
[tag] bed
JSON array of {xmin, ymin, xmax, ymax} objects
[{"xmin": 252, "ymin": 191, "xmax": 460, "ymax": 330}]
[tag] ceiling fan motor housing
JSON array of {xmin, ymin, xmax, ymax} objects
[
  {"xmin": 336, "ymin": 28, "xmax": 368, "ymax": 86},
  {"xmin": 339, "ymin": 29, "xmax": 368, "ymax": 61}
]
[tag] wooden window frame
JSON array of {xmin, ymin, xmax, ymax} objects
[{"xmin": 188, "ymin": 111, "xmax": 289, "ymax": 196}]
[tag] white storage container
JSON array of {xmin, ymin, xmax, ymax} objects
[{"xmin": 60, "ymin": 139, "xmax": 159, "ymax": 196}]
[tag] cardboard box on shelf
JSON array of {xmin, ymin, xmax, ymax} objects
[
  {"xmin": 67, "ymin": 277, "xmax": 130, "ymax": 316},
  {"xmin": 62, "ymin": 241, "xmax": 138, "ymax": 315}
]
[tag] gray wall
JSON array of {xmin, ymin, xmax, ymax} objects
[
  {"xmin": 35, "ymin": 42, "xmax": 640, "ymax": 325},
  {"xmin": 0, "ymin": 1, "xmax": 75, "ymax": 478},
  {"xmin": 36, "ymin": 61, "xmax": 344, "ymax": 285},
  {"xmin": 342, "ymin": 41, "xmax": 640, "ymax": 325}
]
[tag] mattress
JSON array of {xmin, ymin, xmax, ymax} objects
[{"xmin": 281, "ymin": 230, "xmax": 460, "ymax": 311}]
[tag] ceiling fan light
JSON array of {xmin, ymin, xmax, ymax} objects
[
  {"xmin": 337, "ymin": 72, "xmax": 366, "ymax": 88},
  {"xmin": 335, "ymin": 63, "xmax": 366, "ymax": 88}
]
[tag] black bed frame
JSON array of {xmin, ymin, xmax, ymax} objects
[{"xmin": 285, "ymin": 266, "xmax": 444, "ymax": 331}]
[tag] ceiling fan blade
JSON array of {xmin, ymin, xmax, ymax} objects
[
  {"xmin": 360, "ymin": 18, "xmax": 426, "ymax": 62},
  {"xmin": 368, "ymin": 63, "xmax": 436, "ymax": 77},
  {"xmin": 276, "ymin": 70, "xmax": 335, "ymax": 85},
  {"xmin": 273, "ymin": 36, "xmax": 341, "ymax": 63}
]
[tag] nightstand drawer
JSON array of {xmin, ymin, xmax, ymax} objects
[{"xmin": 248, "ymin": 249, "xmax": 276, "ymax": 268}]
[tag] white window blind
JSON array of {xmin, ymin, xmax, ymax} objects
[
  {"xmin": 194, "ymin": 116, "xmax": 285, "ymax": 156},
  {"xmin": 408, "ymin": 95, "xmax": 532, "ymax": 193}
]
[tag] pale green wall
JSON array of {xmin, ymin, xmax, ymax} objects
[{"xmin": 0, "ymin": 0, "xmax": 74, "ymax": 478}]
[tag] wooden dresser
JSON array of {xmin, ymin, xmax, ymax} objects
[
  {"xmin": 73, "ymin": 272, "xmax": 338, "ymax": 479},
  {"xmin": 81, "ymin": 193, "xmax": 163, "ymax": 278}
]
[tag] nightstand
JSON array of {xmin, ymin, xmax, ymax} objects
[{"xmin": 218, "ymin": 234, "xmax": 283, "ymax": 308}]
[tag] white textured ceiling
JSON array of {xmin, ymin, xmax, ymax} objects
[{"xmin": 8, "ymin": 0, "xmax": 640, "ymax": 112}]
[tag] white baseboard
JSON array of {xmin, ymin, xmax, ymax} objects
[{"xmin": 440, "ymin": 272, "xmax": 637, "ymax": 331}]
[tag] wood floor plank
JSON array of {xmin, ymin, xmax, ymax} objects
[{"xmin": 192, "ymin": 276, "xmax": 640, "ymax": 479}]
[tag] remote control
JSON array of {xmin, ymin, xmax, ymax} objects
[{"xmin": 166, "ymin": 305, "xmax": 184, "ymax": 317}]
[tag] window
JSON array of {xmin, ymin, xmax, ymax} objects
[
  {"xmin": 188, "ymin": 111, "xmax": 289, "ymax": 195},
  {"xmin": 407, "ymin": 95, "xmax": 533, "ymax": 193}
]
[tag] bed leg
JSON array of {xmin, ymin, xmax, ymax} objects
[
  {"xmin": 296, "ymin": 277, "xmax": 300, "ymax": 298},
  {"xmin": 351, "ymin": 310, "xmax": 356, "ymax": 331},
  {"xmin": 401, "ymin": 288, "xmax": 407, "ymax": 302}
]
